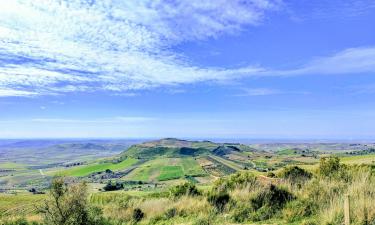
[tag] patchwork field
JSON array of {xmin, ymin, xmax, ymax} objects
[{"xmin": 56, "ymin": 158, "xmax": 138, "ymax": 177}]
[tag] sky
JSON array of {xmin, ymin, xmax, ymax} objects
[{"xmin": 0, "ymin": 0, "xmax": 374, "ymax": 139}]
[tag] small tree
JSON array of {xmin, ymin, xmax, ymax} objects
[
  {"xmin": 169, "ymin": 182, "xmax": 200, "ymax": 198},
  {"xmin": 278, "ymin": 166, "xmax": 312, "ymax": 184},
  {"xmin": 318, "ymin": 156, "xmax": 349, "ymax": 180},
  {"xmin": 40, "ymin": 177, "xmax": 106, "ymax": 225}
]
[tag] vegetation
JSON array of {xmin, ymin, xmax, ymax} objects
[
  {"xmin": 2, "ymin": 139, "xmax": 375, "ymax": 224},
  {"xmin": 58, "ymin": 158, "xmax": 137, "ymax": 177},
  {"xmin": 39, "ymin": 178, "xmax": 108, "ymax": 225}
]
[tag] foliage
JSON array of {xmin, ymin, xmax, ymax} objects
[
  {"xmin": 207, "ymin": 192, "xmax": 230, "ymax": 212},
  {"xmin": 278, "ymin": 166, "xmax": 312, "ymax": 183},
  {"xmin": 282, "ymin": 199, "xmax": 315, "ymax": 222},
  {"xmin": 213, "ymin": 171, "xmax": 258, "ymax": 192},
  {"xmin": 247, "ymin": 184, "xmax": 295, "ymax": 221},
  {"xmin": 318, "ymin": 156, "xmax": 349, "ymax": 180},
  {"xmin": 103, "ymin": 181, "xmax": 123, "ymax": 191},
  {"xmin": 169, "ymin": 182, "xmax": 200, "ymax": 198},
  {"xmin": 39, "ymin": 177, "xmax": 108, "ymax": 225},
  {"xmin": 1, "ymin": 218, "xmax": 40, "ymax": 225},
  {"xmin": 132, "ymin": 208, "xmax": 144, "ymax": 222}
]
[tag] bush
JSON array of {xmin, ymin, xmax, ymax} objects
[
  {"xmin": 132, "ymin": 208, "xmax": 144, "ymax": 222},
  {"xmin": 282, "ymin": 199, "xmax": 315, "ymax": 222},
  {"xmin": 170, "ymin": 182, "xmax": 200, "ymax": 198},
  {"xmin": 266, "ymin": 171, "xmax": 276, "ymax": 178},
  {"xmin": 164, "ymin": 207, "xmax": 177, "ymax": 219},
  {"xmin": 318, "ymin": 156, "xmax": 349, "ymax": 180},
  {"xmin": 213, "ymin": 171, "xmax": 258, "ymax": 192},
  {"xmin": 278, "ymin": 166, "xmax": 312, "ymax": 183},
  {"xmin": 246, "ymin": 184, "xmax": 295, "ymax": 221},
  {"xmin": 40, "ymin": 178, "xmax": 108, "ymax": 225},
  {"xmin": 250, "ymin": 184, "xmax": 295, "ymax": 210},
  {"xmin": 249, "ymin": 205, "xmax": 275, "ymax": 221},
  {"xmin": 207, "ymin": 192, "xmax": 230, "ymax": 212},
  {"xmin": 103, "ymin": 181, "xmax": 123, "ymax": 191},
  {"xmin": 230, "ymin": 203, "xmax": 252, "ymax": 223}
]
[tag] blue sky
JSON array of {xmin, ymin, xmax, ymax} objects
[{"xmin": 0, "ymin": 0, "xmax": 374, "ymax": 139}]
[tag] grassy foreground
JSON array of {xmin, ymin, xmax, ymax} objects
[{"xmin": 1, "ymin": 156, "xmax": 375, "ymax": 225}]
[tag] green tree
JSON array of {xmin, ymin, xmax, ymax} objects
[{"xmin": 40, "ymin": 178, "xmax": 107, "ymax": 225}]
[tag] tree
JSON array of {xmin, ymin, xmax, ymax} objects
[{"xmin": 40, "ymin": 177, "xmax": 107, "ymax": 225}]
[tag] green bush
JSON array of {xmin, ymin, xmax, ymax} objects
[
  {"xmin": 249, "ymin": 205, "xmax": 275, "ymax": 221},
  {"xmin": 282, "ymin": 199, "xmax": 315, "ymax": 222},
  {"xmin": 40, "ymin": 178, "xmax": 108, "ymax": 225},
  {"xmin": 318, "ymin": 156, "xmax": 349, "ymax": 180},
  {"xmin": 213, "ymin": 171, "xmax": 258, "ymax": 192},
  {"xmin": 246, "ymin": 184, "xmax": 295, "ymax": 221},
  {"xmin": 230, "ymin": 203, "xmax": 252, "ymax": 223},
  {"xmin": 250, "ymin": 184, "xmax": 295, "ymax": 210},
  {"xmin": 278, "ymin": 166, "xmax": 312, "ymax": 183},
  {"xmin": 132, "ymin": 208, "xmax": 144, "ymax": 222},
  {"xmin": 207, "ymin": 192, "xmax": 230, "ymax": 212},
  {"xmin": 169, "ymin": 182, "xmax": 200, "ymax": 198}
]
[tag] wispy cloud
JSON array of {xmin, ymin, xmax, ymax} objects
[
  {"xmin": 234, "ymin": 88, "xmax": 283, "ymax": 96},
  {"xmin": 281, "ymin": 47, "xmax": 375, "ymax": 76},
  {"xmin": 0, "ymin": 1, "xmax": 374, "ymax": 97},
  {"xmin": 0, "ymin": 88, "xmax": 38, "ymax": 97},
  {"xmin": 30, "ymin": 117, "xmax": 155, "ymax": 124},
  {"xmin": 233, "ymin": 88, "xmax": 310, "ymax": 96},
  {"xmin": 0, "ymin": 0, "xmax": 279, "ymax": 96}
]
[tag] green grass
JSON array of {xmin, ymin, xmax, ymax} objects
[
  {"xmin": 181, "ymin": 157, "xmax": 206, "ymax": 176},
  {"xmin": 340, "ymin": 154, "xmax": 375, "ymax": 164},
  {"xmin": 208, "ymin": 155, "xmax": 243, "ymax": 171},
  {"xmin": 276, "ymin": 149, "xmax": 297, "ymax": 155},
  {"xmin": 157, "ymin": 166, "xmax": 184, "ymax": 181},
  {"xmin": 0, "ymin": 193, "xmax": 45, "ymax": 217},
  {"xmin": 58, "ymin": 158, "xmax": 137, "ymax": 177}
]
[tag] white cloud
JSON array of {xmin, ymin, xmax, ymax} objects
[
  {"xmin": 0, "ymin": 88, "xmax": 38, "ymax": 97},
  {"xmin": 234, "ymin": 88, "xmax": 283, "ymax": 96},
  {"xmin": 0, "ymin": 0, "xmax": 278, "ymax": 96},
  {"xmin": 284, "ymin": 47, "xmax": 375, "ymax": 75},
  {"xmin": 0, "ymin": 1, "xmax": 374, "ymax": 97}
]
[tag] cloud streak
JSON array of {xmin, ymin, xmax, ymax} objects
[
  {"xmin": 0, "ymin": 0, "xmax": 278, "ymax": 96},
  {"xmin": 0, "ymin": 1, "xmax": 374, "ymax": 97}
]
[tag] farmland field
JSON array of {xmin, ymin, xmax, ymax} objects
[
  {"xmin": 340, "ymin": 154, "xmax": 375, "ymax": 164},
  {"xmin": 57, "ymin": 158, "xmax": 138, "ymax": 177},
  {"xmin": 157, "ymin": 165, "xmax": 184, "ymax": 181}
]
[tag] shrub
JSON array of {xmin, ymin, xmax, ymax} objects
[
  {"xmin": 132, "ymin": 208, "xmax": 144, "ymax": 222},
  {"xmin": 318, "ymin": 156, "xmax": 349, "ymax": 180},
  {"xmin": 230, "ymin": 203, "xmax": 252, "ymax": 223},
  {"xmin": 249, "ymin": 205, "xmax": 275, "ymax": 221},
  {"xmin": 164, "ymin": 207, "xmax": 177, "ymax": 219},
  {"xmin": 213, "ymin": 171, "xmax": 258, "ymax": 192},
  {"xmin": 278, "ymin": 166, "xmax": 312, "ymax": 183},
  {"xmin": 250, "ymin": 184, "xmax": 295, "ymax": 210},
  {"xmin": 246, "ymin": 184, "xmax": 295, "ymax": 221},
  {"xmin": 266, "ymin": 171, "xmax": 276, "ymax": 178},
  {"xmin": 170, "ymin": 182, "xmax": 200, "ymax": 198},
  {"xmin": 103, "ymin": 181, "xmax": 123, "ymax": 191},
  {"xmin": 207, "ymin": 192, "xmax": 230, "ymax": 212},
  {"xmin": 282, "ymin": 199, "xmax": 315, "ymax": 222},
  {"xmin": 40, "ymin": 178, "xmax": 108, "ymax": 225}
]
